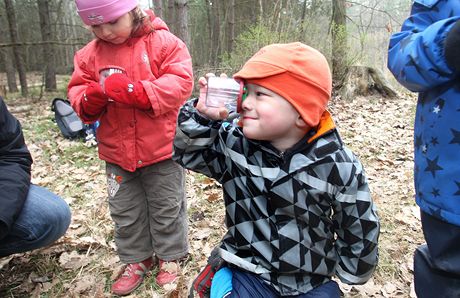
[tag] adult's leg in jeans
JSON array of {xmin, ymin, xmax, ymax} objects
[
  {"xmin": 0, "ymin": 185, "xmax": 71, "ymax": 257},
  {"xmin": 414, "ymin": 211, "xmax": 460, "ymax": 298}
]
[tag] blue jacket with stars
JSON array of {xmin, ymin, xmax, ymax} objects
[{"xmin": 388, "ymin": 0, "xmax": 460, "ymax": 226}]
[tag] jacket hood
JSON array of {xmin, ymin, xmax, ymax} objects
[
  {"xmin": 132, "ymin": 9, "xmax": 169, "ymax": 37},
  {"xmin": 146, "ymin": 10, "xmax": 169, "ymax": 30}
]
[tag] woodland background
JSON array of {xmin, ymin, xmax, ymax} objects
[
  {"xmin": 0, "ymin": 0, "xmax": 412, "ymax": 97},
  {"xmin": 0, "ymin": 0, "xmax": 423, "ymax": 297}
]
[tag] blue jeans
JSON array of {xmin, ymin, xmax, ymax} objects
[
  {"xmin": 0, "ymin": 185, "xmax": 71, "ymax": 257},
  {"xmin": 218, "ymin": 268, "xmax": 340, "ymax": 298}
]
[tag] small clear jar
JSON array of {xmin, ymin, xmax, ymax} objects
[
  {"xmin": 206, "ymin": 77, "xmax": 244, "ymax": 114},
  {"xmin": 98, "ymin": 66, "xmax": 126, "ymax": 102},
  {"xmin": 99, "ymin": 66, "xmax": 126, "ymax": 90}
]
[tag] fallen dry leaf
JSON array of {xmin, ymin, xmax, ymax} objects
[
  {"xmin": 0, "ymin": 92, "xmax": 423, "ymax": 297},
  {"xmin": 59, "ymin": 251, "xmax": 91, "ymax": 270}
]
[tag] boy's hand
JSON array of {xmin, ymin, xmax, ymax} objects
[
  {"xmin": 82, "ymin": 81, "xmax": 109, "ymax": 116},
  {"xmin": 104, "ymin": 73, "xmax": 151, "ymax": 110},
  {"xmin": 195, "ymin": 73, "xmax": 229, "ymax": 120}
]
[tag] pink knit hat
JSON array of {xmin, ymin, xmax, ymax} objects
[{"xmin": 75, "ymin": 0, "xmax": 138, "ymax": 26}]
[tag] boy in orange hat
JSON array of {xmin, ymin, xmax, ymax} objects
[{"xmin": 173, "ymin": 42, "xmax": 380, "ymax": 297}]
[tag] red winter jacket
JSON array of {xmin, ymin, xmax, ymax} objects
[{"xmin": 68, "ymin": 10, "xmax": 193, "ymax": 172}]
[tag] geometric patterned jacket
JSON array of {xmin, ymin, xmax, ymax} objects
[{"xmin": 173, "ymin": 99, "xmax": 380, "ymax": 296}]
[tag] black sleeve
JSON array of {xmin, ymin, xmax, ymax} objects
[
  {"xmin": 445, "ymin": 20, "xmax": 460, "ymax": 72},
  {"xmin": 0, "ymin": 97, "xmax": 33, "ymax": 240}
]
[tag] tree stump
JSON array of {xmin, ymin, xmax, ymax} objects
[{"xmin": 338, "ymin": 65, "xmax": 398, "ymax": 100}]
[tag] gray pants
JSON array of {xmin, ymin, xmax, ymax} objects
[{"xmin": 106, "ymin": 159, "xmax": 188, "ymax": 264}]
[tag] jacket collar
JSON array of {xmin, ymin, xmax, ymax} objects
[{"xmin": 307, "ymin": 110, "xmax": 335, "ymax": 143}]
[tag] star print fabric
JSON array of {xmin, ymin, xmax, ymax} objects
[{"xmin": 388, "ymin": 0, "xmax": 460, "ymax": 226}]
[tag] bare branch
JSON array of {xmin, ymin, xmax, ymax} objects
[
  {"xmin": 347, "ymin": 0, "xmax": 403, "ymax": 25},
  {"xmin": 0, "ymin": 40, "xmax": 88, "ymax": 48}
]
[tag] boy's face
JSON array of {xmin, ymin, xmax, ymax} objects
[
  {"xmin": 241, "ymin": 83, "xmax": 305, "ymax": 151},
  {"xmin": 91, "ymin": 12, "xmax": 133, "ymax": 44}
]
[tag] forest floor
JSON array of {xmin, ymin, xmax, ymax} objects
[{"xmin": 0, "ymin": 86, "xmax": 422, "ymax": 298}]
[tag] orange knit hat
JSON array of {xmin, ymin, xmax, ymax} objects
[{"xmin": 233, "ymin": 42, "xmax": 332, "ymax": 127}]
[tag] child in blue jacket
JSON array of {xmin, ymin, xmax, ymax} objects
[{"xmin": 388, "ymin": 1, "xmax": 460, "ymax": 297}]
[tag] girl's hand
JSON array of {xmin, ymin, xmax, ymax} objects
[
  {"xmin": 82, "ymin": 81, "xmax": 109, "ymax": 116},
  {"xmin": 104, "ymin": 73, "xmax": 150, "ymax": 109},
  {"xmin": 195, "ymin": 73, "xmax": 229, "ymax": 120}
]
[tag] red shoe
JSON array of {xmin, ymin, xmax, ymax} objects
[
  {"xmin": 111, "ymin": 258, "xmax": 153, "ymax": 296},
  {"xmin": 156, "ymin": 259, "xmax": 179, "ymax": 286}
]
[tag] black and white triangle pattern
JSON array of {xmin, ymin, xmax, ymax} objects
[{"xmin": 174, "ymin": 100, "xmax": 380, "ymax": 296}]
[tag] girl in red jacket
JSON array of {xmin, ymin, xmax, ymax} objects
[{"xmin": 68, "ymin": 0, "xmax": 193, "ymax": 295}]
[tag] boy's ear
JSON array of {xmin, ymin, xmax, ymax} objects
[{"xmin": 295, "ymin": 115, "xmax": 310, "ymax": 130}]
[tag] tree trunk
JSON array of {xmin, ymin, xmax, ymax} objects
[
  {"xmin": 271, "ymin": 0, "xmax": 281, "ymax": 32},
  {"xmin": 331, "ymin": 0, "xmax": 347, "ymax": 86},
  {"xmin": 248, "ymin": 0, "xmax": 259, "ymax": 23},
  {"xmin": 175, "ymin": 0, "xmax": 190, "ymax": 46},
  {"xmin": 1, "ymin": 48, "xmax": 18, "ymax": 93},
  {"xmin": 299, "ymin": 0, "xmax": 307, "ymax": 38},
  {"xmin": 37, "ymin": 0, "xmax": 56, "ymax": 91},
  {"xmin": 65, "ymin": 0, "xmax": 85, "ymax": 73},
  {"xmin": 0, "ymin": 19, "xmax": 18, "ymax": 93},
  {"xmin": 203, "ymin": 0, "xmax": 213, "ymax": 63},
  {"xmin": 210, "ymin": 0, "xmax": 221, "ymax": 65},
  {"xmin": 0, "ymin": 49, "xmax": 10, "ymax": 96},
  {"xmin": 226, "ymin": 0, "xmax": 235, "ymax": 54},
  {"xmin": 4, "ymin": 0, "xmax": 28, "ymax": 96},
  {"xmin": 340, "ymin": 65, "xmax": 397, "ymax": 100},
  {"xmin": 153, "ymin": 0, "xmax": 163, "ymax": 19},
  {"xmin": 167, "ymin": 0, "xmax": 176, "ymax": 33}
]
